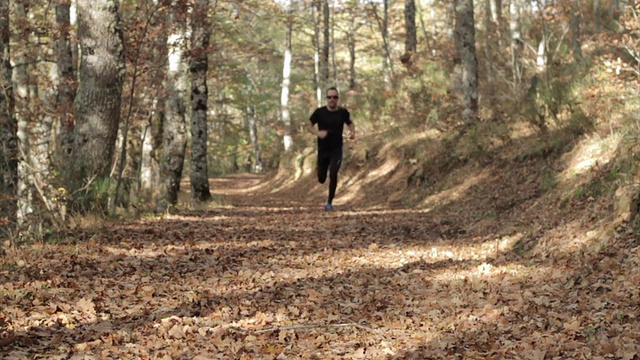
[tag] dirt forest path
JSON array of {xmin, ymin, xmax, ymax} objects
[{"xmin": 2, "ymin": 175, "xmax": 639, "ymax": 359}]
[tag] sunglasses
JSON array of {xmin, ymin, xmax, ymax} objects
[{"xmin": 326, "ymin": 95, "xmax": 339, "ymax": 99}]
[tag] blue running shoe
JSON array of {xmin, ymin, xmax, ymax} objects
[{"xmin": 325, "ymin": 204, "xmax": 334, "ymax": 211}]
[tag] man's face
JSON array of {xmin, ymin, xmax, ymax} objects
[{"xmin": 326, "ymin": 90, "xmax": 339, "ymax": 108}]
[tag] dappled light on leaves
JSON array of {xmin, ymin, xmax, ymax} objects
[
  {"xmin": 561, "ymin": 133, "xmax": 620, "ymax": 182},
  {"xmin": 2, "ymin": 175, "xmax": 640, "ymax": 359}
]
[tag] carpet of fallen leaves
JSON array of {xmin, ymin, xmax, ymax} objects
[{"xmin": 2, "ymin": 174, "xmax": 640, "ymax": 359}]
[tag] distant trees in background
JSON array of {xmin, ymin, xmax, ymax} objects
[{"xmin": 0, "ymin": 0, "xmax": 638, "ymax": 238}]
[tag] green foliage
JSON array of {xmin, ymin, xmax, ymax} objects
[
  {"xmin": 63, "ymin": 168, "xmax": 114, "ymax": 215},
  {"xmin": 572, "ymin": 176, "xmax": 610, "ymax": 202}
]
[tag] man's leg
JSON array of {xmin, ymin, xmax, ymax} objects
[
  {"xmin": 327, "ymin": 148, "xmax": 343, "ymax": 206},
  {"xmin": 317, "ymin": 151, "xmax": 330, "ymax": 184}
]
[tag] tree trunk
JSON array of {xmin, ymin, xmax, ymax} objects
[
  {"xmin": 54, "ymin": 0, "xmax": 77, "ymax": 167},
  {"xmin": 571, "ymin": 0, "xmax": 582, "ymax": 64},
  {"xmin": 347, "ymin": 31, "xmax": 357, "ymax": 90},
  {"xmin": 484, "ymin": 0, "xmax": 496, "ymax": 104},
  {"xmin": 594, "ymin": 0, "xmax": 601, "ymax": 33},
  {"xmin": 451, "ymin": 0, "xmax": 463, "ymax": 95},
  {"xmin": 416, "ymin": 0, "xmax": 432, "ymax": 54},
  {"xmin": 404, "ymin": 0, "xmax": 417, "ymax": 65},
  {"xmin": 140, "ymin": 0, "xmax": 167, "ymax": 198},
  {"xmin": 345, "ymin": 2, "xmax": 361, "ymax": 90},
  {"xmin": 0, "ymin": 0, "xmax": 17, "ymax": 224},
  {"xmin": 331, "ymin": 0, "xmax": 338, "ymax": 86},
  {"xmin": 509, "ymin": 0, "xmax": 523, "ymax": 93},
  {"xmin": 140, "ymin": 114, "xmax": 157, "ymax": 196},
  {"xmin": 491, "ymin": 0, "xmax": 504, "ymax": 48},
  {"xmin": 157, "ymin": 8, "xmax": 188, "ymax": 211},
  {"xmin": 322, "ymin": 0, "xmax": 330, "ymax": 88},
  {"xmin": 456, "ymin": 0, "xmax": 479, "ymax": 125},
  {"xmin": 281, "ymin": 4, "xmax": 293, "ymax": 152},
  {"xmin": 490, "ymin": 1, "xmax": 502, "ymax": 33},
  {"xmin": 536, "ymin": 35, "xmax": 546, "ymax": 73},
  {"xmin": 372, "ymin": 0, "xmax": 395, "ymax": 86},
  {"xmin": 447, "ymin": 0, "xmax": 456, "ymax": 42},
  {"xmin": 13, "ymin": 2, "xmax": 33, "ymax": 224},
  {"xmin": 20, "ymin": 0, "xmax": 72, "ymax": 225},
  {"xmin": 243, "ymin": 105, "xmax": 263, "ymax": 173},
  {"xmin": 28, "ymin": 0, "xmax": 72, "ymax": 223},
  {"xmin": 74, "ymin": 0, "xmax": 125, "ymax": 177},
  {"xmin": 491, "ymin": 0, "xmax": 502, "ymax": 22},
  {"xmin": 383, "ymin": 0, "xmax": 391, "ymax": 79},
  {"xmin": 312, "ymin": 1, "xmax": 322, "ymax": 106},
  {"xmin": 189, "ymin": 0, "xmax": 212, "ymax": 202}
]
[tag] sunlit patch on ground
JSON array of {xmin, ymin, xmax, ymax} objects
[
  {"xmin": 364, "ymin": 156, "xmax": 401, "ymax": 184},
  {"xmin": 560, "ymin": 132, "xmax": 620, "ymax": 183},
  {"xmin": 420, "ymin": 169, "xmax": 490, "ymax": 208}
]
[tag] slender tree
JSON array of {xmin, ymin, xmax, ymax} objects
[
  {"xmin": 158, "ymin": 2, "xmax": 188, "ymax": 211},
  {"xmin": 484, "ymin": 0, "xmax": 496, "ymax": 103},
  {"xmin": 242, "ymin": 69, "xmax": 264, "ymax": 172},
  {"xmin": 0, "ymin": 0, "xmax": 17, "ymax": 224},
  {"xmin": 415, "ymin": 0, "xmax": 432, "ymax": 53},
  {"xmin": 312, "ymin": 0, "xmax": 322, "ymax": 106},
  {"xmin": 594, "ymin": 0, "xmax": 601, "ymax": 33},
  {"xmin": 73, "ymin": 0, "xmax": 125, "ymax": 177},
  {"xmin": 490, "ymin": 0, "xmax": 503, "ymax": 49},
  {"xmin": 331, "ymin": 0, "xmax": 338, "ymax": 85},
  {"xmin": 346, "ymin": 29, "xmax": 357, "ymax": 89},
  {"xmin": 509, "ymin": 0, "xmax": 523, "ymax": 93},
  {"xmin": 344, "ymin": 1, "xmax": 363, "ymax": 90},
  {"xmin": 571, "ymin": 0, "xmax": 583, "ymax": 64},
  {"xmin": 322, "ymin": 0, "xmax": 330, "ymax": 87},
  {"xmin": 281, "ymin": 0, "xmax": 294, "ymax": 152},
  {"xmin": 403, "ymin": 0, "xmax": 417, "ymax": 65},
  {"xmin": 30, "ymin": 0, "xmax": 76, "ymax": 222},
  {"xmin": 371, "ymin": 0, "xmax": 394, "ymax": 86},
  {"xmin": 13, "ymin": 2, "xmax": 34, "ymax": 223},
  {"xmin": 190, "ymin": 0, "xmax": 212, "ymax": 201},
  {"xmin": 54, "ymin": 0, "xmax": 77, "ymax": 165},
  {"xmin": 244, "ymin": 105, "xmax": 263, "ymax": 172},
  {"xmin": 140, "ymin": 0, "xmax": 168, "ymax": 197},
  {"xmin": 456, "ymin": 0, "xmax": 479, "ymax": 125}
]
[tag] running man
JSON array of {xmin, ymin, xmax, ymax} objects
[{"xmin": 307, "ymin": 87, "xmax": 356, "ymax": 211}]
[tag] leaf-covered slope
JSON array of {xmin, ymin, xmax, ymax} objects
[{"xmin": 2, "ymin": 162, "xmax": 640, "ymax": 359}]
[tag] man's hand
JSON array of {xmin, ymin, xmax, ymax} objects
[{"xmin": 318, "ymin": 130, "xmax": 328, "ymax": 139}]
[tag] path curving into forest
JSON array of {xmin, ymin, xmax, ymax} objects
[{"xmin": 1, "ymin": 175, "xmax": 639, "ymax": 359}]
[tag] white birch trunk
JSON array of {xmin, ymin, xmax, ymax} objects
[
  {"xmin": 158, "ymin": 8, "xmax": 188, "ymax": 210},
  {"xmin": 509, "ymin": 0, "xmax": 522, "ymax": 93},
  {"xmin": 140, "ymin": 119, "xmax": 155, "ymax": 192},
  {"xmin": 140, "ymin": 0, "xmax": 166, "ymax": 198},
  {"xmin": 281, "ymin": 5, "xmax": 293, "ymax": 152},
  {"xmin": 13, "ymin": 2, "xmax": 32, "ymax": 224},
  {"xmin": 536, "ymin": 36, "xmax": 546, "ymax": 73}
]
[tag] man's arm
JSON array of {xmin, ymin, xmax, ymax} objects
[
  {"xmin": 307, "ymin": 121, "xmax": 317, "ymax": 136},
  {"xmin": 347, "ymin": 122, "xmax": 355, "ymax": 140},
  {"xmin": 307, "ymin": 120, "xmax": 328, "ymax": 138}
]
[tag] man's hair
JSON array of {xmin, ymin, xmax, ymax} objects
[{"xmin": 326, "ymin": 86, "xmax": 339, "ymax": 95}]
